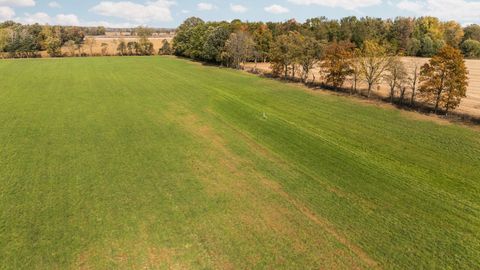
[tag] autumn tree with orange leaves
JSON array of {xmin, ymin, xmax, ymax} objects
[
  {"xmin": 419, "ymin": 46, "xmax": 468, "ymax": 114},
  {"xmin": 321, "ymin": 41, "xmax": 355, "ymax": 90}
]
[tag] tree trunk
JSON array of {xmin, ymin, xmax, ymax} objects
[
  {"xmin": 367, "ymin": 83, "xmax": 372, "ymax": 98},
  {"xmin": 399, "ymin": 87, "xmax": 406, "ymax": 105},
  {"xmin": 390, "ymin": 85, "xmax": 395, "ymax": 103},
  {"xmin": 434, "ymin": 89, "xmax": 442, "ymax": 114},
  {"xmin": 410, "ymin": 86, "xmax": 416, "ymax": 106},
  {"xmin": 353, "ymin": 76, "xmax": 357, "ymax": 94}
]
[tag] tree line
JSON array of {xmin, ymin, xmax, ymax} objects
[
  {"xmin": 173, "ymin": 16, "xmax": 480, "ymax": 61},
  {"xmin": 0, "ymin": 21, "xmax": 107, "ymax": 57},
  {"xmin": 172, "ymin": 17, "xmax": 469, "ymax": 115},
  {"xmin": 0, "ymin": 21, "xmax": 171, "ymax": 57}
]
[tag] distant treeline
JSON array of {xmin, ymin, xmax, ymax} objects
[
  {"xmin": 0, "ymin": 21, "xmax": 173, "ymax": 58},
  {"xmin": 173, "ymin": 16, "xmax": 480, "ymax": 61},
  {"xmin": 0, "ymin": 21, "xmax": 105, "ymax": 57}
]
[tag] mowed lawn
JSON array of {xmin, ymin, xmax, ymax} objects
[{"xmin": 0, "ymin": 56, "xmax": 479, "ymax": 269}]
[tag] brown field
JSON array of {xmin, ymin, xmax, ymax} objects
[
  {"xmin": 245, "ymin": 57, "xmax": 480, "ymax": 118},
  {"xmin": 36, "ymin": 36, "xmax": 174, "ymax": 57},
  {"xmin": 79, "ymin": 36, "xmax": 173, "ymax": 55}
]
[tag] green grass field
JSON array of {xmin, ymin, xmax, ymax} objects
[{"xmin": 0, "ymin": 56, "xmax": 479, "ymax": 269}]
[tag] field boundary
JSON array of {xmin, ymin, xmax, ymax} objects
[{"xmin": 238, "ymin": 62, "xmax": 480, "ymax": 128}]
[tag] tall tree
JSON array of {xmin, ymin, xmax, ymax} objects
[
  {"xmin": 65, "ymin": 40, "xmax": 76, "ymax": 57},
  {"xmin": 138, "ymin": 37, "xmax": 154, "ymax": 55},
  {"xmin": 253, "ymin": 24, "xmax": 273, "ymax": 62},
  {"xmin": 358, "ymin": 40, "xmax": 391, "ymax": 97},
  {"xmin": 202, "ymin": 25, "xmax": 230, "ymax": 62},
  {"xmin": 408, "ymin": 62, "xmax": 420, "ymax": 106},
  {"xmin": 419, "ymin": 46, "xmax": 469, "ymax": 114},
  {"xmin": 321, "ymin": 41, "xmax": 354, "ymax": 89},
  {"xmin": 460, "ymin": 39, "xmax": 480, "ymax": 58},
  {"xmin": 45, "ymin": 35, "xmax": 62, "ymax": 57},
  {"xmin": 443, "ymin": 21, "xmax": 464, "ymax": 48},
  {"xmin": 100, "ymin": 43, "xmax": 109, "ymax": 56},
  {"xmin": 298, "ymin": 36, "xmax": 323, "ymax": 83},
  {"xmin": 0, "ymin": 28, "xmax": 10, "ymax": 54},
  {"xmin": 463, "ymin": 24, "xmax": 480, "ymax": 42},
  {"xmin": 390, "ymin": 17, "xmax": 414, "ymax": 53},
  {"xmin": 384, "ymin": 56, "xmax": 408, "ymax": 103},
  {"xmin": 117, "ymin": 39, "xmax": 127, "ymax": 56},
  {"xmin": 349, "ymin": 48, "xmax": 362, "ymax": 94},
  {"xmin": 158, "ymin": 39, "xmax": 172, "ymax": 55},
  {"xmin": 224, "ymin": 31, "xmax": 255, "ymax": 69},
  {"xmin": 173, "ymin": 17, "xmax": 205, "ymax": 57},
  {"xmin": 287, "ymin": 32, "xmax": 303, "ymax": 78},
  {"xmin": 270, "ymin": 31, "xmax": 302, "ymax": 78},
  {"xmin": 84, "ymin": 37, "xmax": 96, "ymax": 56},
  {"xmin": 127, "ymin": 42, "xmax": 139, "ymax": 55},
  {"xmin": 414, "ymin": 17, "xmax": 445, "ymax": 56}
]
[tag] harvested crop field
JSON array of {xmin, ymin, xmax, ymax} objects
[
  {"xmin": 0, "ymin": 56, "xmax": 479, "ymax": 269},
  {"xmin": 35, "ymin": 36, "xmax": 174, "ymax": 57}
]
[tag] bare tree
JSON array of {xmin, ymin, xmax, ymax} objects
[
  {"xmin": 65, "ymin": 40, "xmax": 76, "ymax": 57},
  {"xmin": 111, "ymin": 39, "xmax": 118, "ymax": 55},
  {"xmin": 384, "ymin": 56, "xmax": 408, "ymax": 103},
  {"xmin": 358, "ymin": 40, "xmax": 391, "ymax": 98},
  {"xmin": 349, "ymin": 49, "xmax": 362, "ymax": 95},
  {"xmin": 101, "ymin": 43, "xmax": 109, "ymax": 56},
  {"xmin": 408, "ymin": 62, "xmax": 420, "ymax": 106},
  {"xmin": 84, "ymin": 37, "xmax": 96, "ymax": 56}
]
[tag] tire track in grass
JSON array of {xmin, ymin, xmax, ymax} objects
[
  {"xmin": 164, "ymin": 98, "xmax": 380, "ymax": 267},
  {"xmin": 261, "ymin": 178, "xmax": 380, "ymax": 269},
  {"xmin": 209, "ymin": 83, "xmax": 480, "ymax": 214},
  {"xmin": 160, "ymin": 104, "xmax": 372, "ymax": 269},
  {"xmin": 203, "ymin": 108, "xmax": 381, "ymax": 269}
]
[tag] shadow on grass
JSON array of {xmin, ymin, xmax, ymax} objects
[{"xmin": 248, "ymin": 68, "xmax": 480, "ymax": 127}]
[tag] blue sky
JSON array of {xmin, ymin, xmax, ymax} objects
[{"xmin": 1, "ymin": 0, "xmax": 480, "ymax": 28}]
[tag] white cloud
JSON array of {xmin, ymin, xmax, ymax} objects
[
  {"xmin": 16, "ymin": 12, "xmax": 80, "ymax": 25},
  {"xmin": 230, "ymin": 3, "xmax": 247, "ymax": 13},
  {"xmin": 264, "ymin": 4, "xmax": 289, "ymax": 14},
  {"xmin": 396, "ymin": 0, "xmax": 422, "ymax": 12},
  {"xmin": 18, "ymin": 12, "xmax": 51, "ymax": 24},
  {"xmin": 90, "ymin": 0, "xmax": 175, "ymax": 23},
  {"xmin": 83, "ymin": 20, "xmax": 136, "ymax": 28},
  {"xmin": 48, "ymin": 1, "xmax": 60, "ymax": 8},
  {"xmin": 397, "ymin": 0, "xmax": 480, "ymax": 22},
  {"xmin": 55, "ymin": 14, "xmax": 79, "ymax": 25},
  {"xmin": 197, "ymin": 2, "xmax": 216, "ymax": 10},
  {"xmin": 0, "ymin": 0, "xmax": 35, "ymax": 7},
  {"xmin": 0, "ymin": 6, "xmax": 15, "ymax": 20},
  {"xmin": 288, "ymin": 0, "xmax": 381, "ymax": 10}
]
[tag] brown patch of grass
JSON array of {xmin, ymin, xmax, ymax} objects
[
  {"xmin": 159, "ymin": 105, "xmax": 376, "ymax": 268},
  {"xmin": 259, "ymin": 178, "xmax": 380, "ymax": 269}
]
